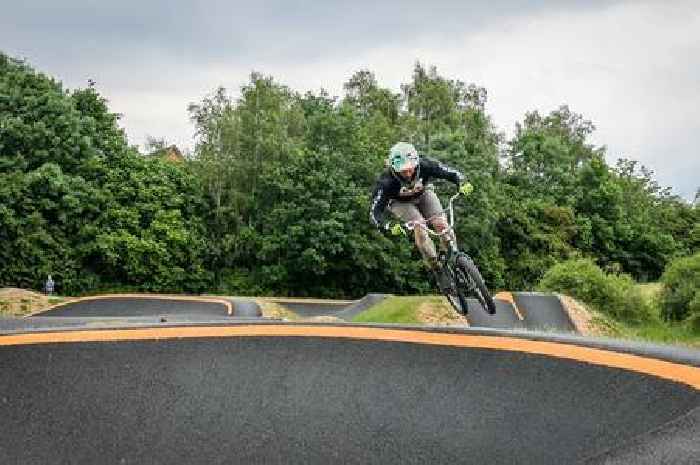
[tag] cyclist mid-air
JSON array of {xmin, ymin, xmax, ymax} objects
[
  {"xmin": 369, "ymin": 141, "xmax": 496, "ymax": 315},
  {"xmin": 370, "ymin": 142, "xmax": 473, "ymax": 292}
]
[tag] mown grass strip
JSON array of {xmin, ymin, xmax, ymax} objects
[{"xmin": 352, "ymin": 296, "xmax": 444, "ymax": 324}]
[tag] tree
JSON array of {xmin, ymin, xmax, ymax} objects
[
  {"xmin": 0, "ymin": 52, "xmax": 211, "ymax": 293},
  {"xmin": 504, "ymin": 105, "xmax": 601, "ymax": 206}
]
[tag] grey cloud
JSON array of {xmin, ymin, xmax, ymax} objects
[
  {"xmin": 2, "ymin": 0, "xmax": 697, "ymax": 199},
  {"xmin": 3, "ymin": 0, "xmax": 621, "ymax": 69}
]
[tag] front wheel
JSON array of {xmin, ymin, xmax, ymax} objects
[
  {"xmin": 456, "ymin": 254, "xmax": 496, "ymax": 315},
  {"xmin": 440, "ymin": 261, "xmax": 469, "ymax": 315}
]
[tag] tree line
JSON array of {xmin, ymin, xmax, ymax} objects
[{"xmin": 1, "ymin": 53, "xmax": 697, "ymax": 299}]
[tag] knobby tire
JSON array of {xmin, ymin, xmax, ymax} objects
[{"xmin": 456, "ymin": 254, "xmax": 496, "ymax": 315}]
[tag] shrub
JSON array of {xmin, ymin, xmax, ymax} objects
[
  {"xmin": 538, "ymin": 258, "xmax": 653, "ymax": 323},
  {"xmin": 659, "ymin": 253, "xmax": 700, "ymax": 323},
  {"xmin": 686, "ymin": 294, "xmax": 700, "ymax": 331}
]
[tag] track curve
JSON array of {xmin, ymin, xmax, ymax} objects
[
  {"xmin": 0, "ymin": 325, "xmax": 698, "ymax": 464},
  {"xmin": 29, "ymin": 295, "xmax": 262, "ymax": 319},
  {"xmin": 36, "ymin": 296, "xmax": 230, "ymax": 317}
]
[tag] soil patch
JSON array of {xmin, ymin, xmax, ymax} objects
[
  {"xmin": 0, "ymin": 288, "xmax": 56, "ymax": 316},
  {"xmin": 558, "ymin": 294, "xmax": 606, "ymax": 337},
  {"xmin": 256, "ymin": 300, "xmax": 301, "ymax": 321},
  {"xmin": 416, "ymin": 298, "xmax": 468, "ymax": 326}
]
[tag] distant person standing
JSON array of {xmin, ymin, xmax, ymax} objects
[{"xmin": 45, "ymin": 275, "xmax": 54, "ymax": 295}]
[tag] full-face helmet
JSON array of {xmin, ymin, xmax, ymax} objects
[{"xmin": 387, "ymin": 142, "xmax": 419, "ymax": 174}]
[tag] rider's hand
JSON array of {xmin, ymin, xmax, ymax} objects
[
  {"xmin": 390, "ymin": 223, "xmax": 404, "ymax": 236},
  {"xmin": 459, "ymin": 181, "xmax": 474, "ymax": 196}
]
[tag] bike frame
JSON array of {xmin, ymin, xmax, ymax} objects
[{"xmin": 398, "ymin": 189, "xmax": 496, "ymax": 315}]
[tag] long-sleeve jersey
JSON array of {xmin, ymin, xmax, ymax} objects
[{"xmin": 369, "ymin": 157, "xmax": 465, "ymax": 228}]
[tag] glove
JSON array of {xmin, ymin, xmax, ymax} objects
[
  {"xmin": 390, "ymin": 223, "xmax": 404, "ymax": 236},
  {"xmin": 459, "ymin": 182, "xmax": 474, "ymax": 196},
  {"xmin": 382, "ymin": 222, "xmax": 403, "ymax": 236}
]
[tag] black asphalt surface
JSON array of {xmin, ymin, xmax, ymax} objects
[
  {"xmin": 35, "ymin": 297, "xmax": 262, "ymax": 319},
  {"xmin": 229, "ymin": 298, "xmax": 263, "ymax": 317},
  {"xmin": 514, "ymin": 292, "xmax": 576, "ymax": 332},
  {"xmin": 36, "ymin": 297, "xmax": 230, "ymax": 317},
  {"xmin": 1, "ymin": 335, "xmax": 698, "ymax": 464},
  {"xmin": 465, "ymin": 298, "xmax": 524, "ymax": 329}
]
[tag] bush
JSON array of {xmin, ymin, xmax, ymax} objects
[
  {"xmin": 686, "ymin": 294, "xmax": 700, "ymax": 331},
  {"xmin": 660, "ymin": 253, "xmax": 700, "ymax": 323},
  {"xmin": 538, "ymin": 258, "xmax": 654, "ymax": 323}
]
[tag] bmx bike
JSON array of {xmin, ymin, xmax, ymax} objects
[{"xmin": 399, "ymin": 190, "xmax": 496, "ymax": 316}]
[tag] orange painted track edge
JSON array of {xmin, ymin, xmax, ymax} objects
[{"xmin": 1, "ymin": 324, "xmax": 699, "ymax": 390}]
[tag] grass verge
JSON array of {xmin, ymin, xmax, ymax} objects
[
  {"xmin": 352, "ymin": 295, "xmax": 464, "ymax": 325},
  {"xmin": 566, "ymin": 284, "xmax": 700, "ymax": 348},
  {"xmin": 614, "ymin": 283, "xmax": 699, "ymax": 348},
  {"xmin": 616, "ymin": 321, "xmax": 700, "ymax": 348}
]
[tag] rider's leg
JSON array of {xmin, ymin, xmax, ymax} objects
[
  {"xmin": 418, "ymin": 190, "xmax": 456, "ymax": 250},
  {"xmin": 388, "ymin": 199, "xmax": 439, "ymax": 268},
  {"xmin": 414, "ymin": 227, "xmax": 439, "ymax": 267},
  {"xmin": 389, "ymin": 198, "xmax": 452, "ymax": 291}
]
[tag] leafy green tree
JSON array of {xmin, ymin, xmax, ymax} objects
[
  {"xmin": 1, "ymin": 52, "xmax": 211, "ymax": 293},
  {"xmin": 504, "ymin": 105, "xmax": 601, "ymax": 206},
  {"xmin": 86, "ymin": 154, "xmax": 210, "ymax": 292},
  {"xmin": 497, "ymin": 198, "xmax": 576, "ymax": 289},
  {"xmin": 247, "ymin": 148, "xmax": 424, "ymax": 297},
  {"xmin": 344, "ymin": 69, "xmax": 401, "ymax": 123},
  {"xmin": 3, "ymin": 52, "xmax": 693, "ymax": 300}
]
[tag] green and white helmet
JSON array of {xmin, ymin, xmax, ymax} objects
[{"xmin": 387, "ymin": 142, "xmax": 419, "ymax": 173}]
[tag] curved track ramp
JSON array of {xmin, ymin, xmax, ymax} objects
[
  {"xmin": 29, "ymin": 294, "xmax": 262, "ymax": 319},
  {"xmin": 272, "ymin": 294, "xmax": 389, "ymax": 320},
  {"xmin": 513, "ymin": 292, "xmax": 576, "ymax": 332},
  {"xmin": 275, "ymin": 293, "xmax": 579, "ymax": 333},
  {"xmin": 0, "ymin": 324, "xmax": 698, "ymax": 464}
]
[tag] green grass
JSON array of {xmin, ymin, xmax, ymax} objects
[
  {"xmin": 353, "ymin": 285, "xmax": 700, "ymax": 348},
  {"xmin": 352, "ymin": 296, "xmax": 440, "ymax": 324},
  {"xmin": 636, "ymin": 282, "xmax": 663, "ymax": 302},
  {"xmin": 589, "ymin": 283, "xmax": 700, "ymax": 348},
  {"xmin": 601, "ymin": 315, "xmax": 700, "ymax": 349},
  {"xmin": 619, "ymin": 321, "xmax": 700, "ymax": 348}
]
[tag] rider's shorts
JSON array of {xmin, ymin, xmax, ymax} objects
[{"xmin": 388, "ymin": 188, "xmax": 445, "ymax": 224}]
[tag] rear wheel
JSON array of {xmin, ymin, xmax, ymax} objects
[{"xmin": 456, "ymin": 254, "xmax": 496, "ymax": 315}]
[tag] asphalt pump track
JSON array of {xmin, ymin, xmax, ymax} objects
[
  {"xmin": 273, "ymin": 292, "xmax": 579, "ymax": 332},
  {"xmin": 12, "ymin": 292, "xmax": 578, "ymax": 332},
  {"xmin": 1, "ymin": 296, "xmax": 698, "ymax": 464},
  {"xmin": 0, "ymin": 332, "xmax": 698, "ymax": 462}
]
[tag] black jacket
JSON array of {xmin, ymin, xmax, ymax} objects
[{"xmin": 369, "ymin": 157, "xmax": 464, "ymax": 228}]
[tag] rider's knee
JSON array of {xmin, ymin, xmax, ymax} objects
[
  {"xmin": 432, "ymin": 218, "xmax": 448, "ymax": 232},
  {"xmin": 414, "ymin": 228, "xmax": 429, "ymax": 244}
]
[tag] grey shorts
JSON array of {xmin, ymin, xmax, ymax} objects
[{"xmin": 388, "ymin": 190, "xmax": 445, "ymax": 224}]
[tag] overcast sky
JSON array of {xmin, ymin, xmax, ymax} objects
[{"xmin": 2, "ymin": 0, "xmax": 698, "ymax": 199}]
